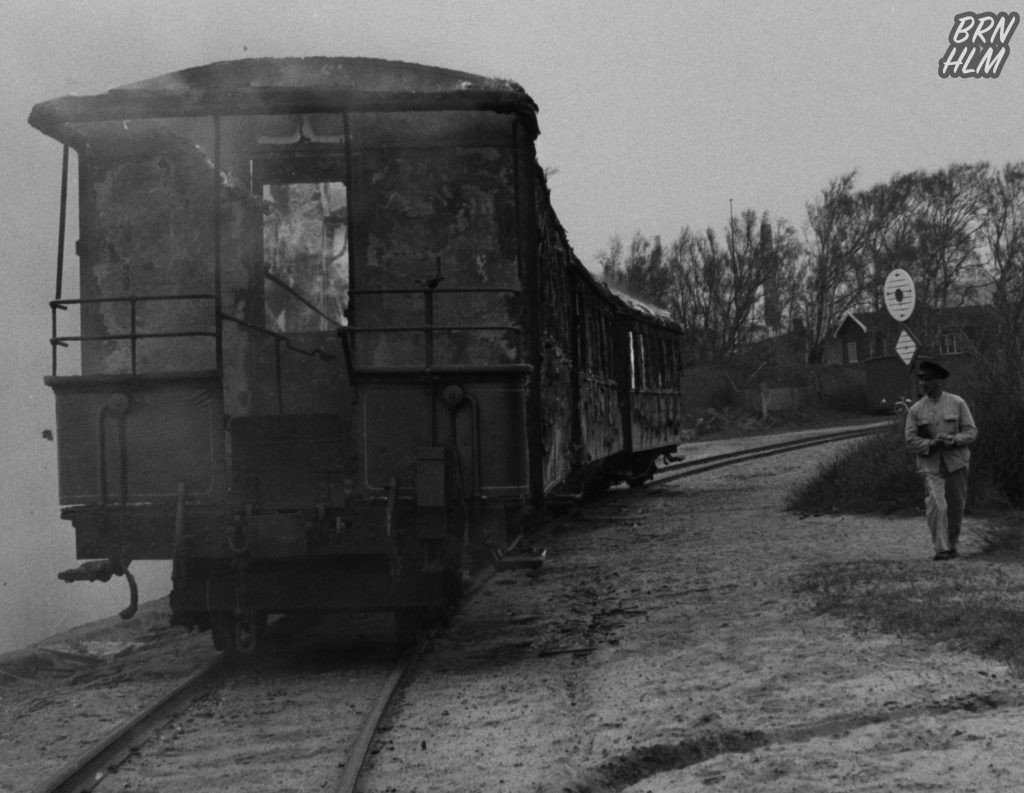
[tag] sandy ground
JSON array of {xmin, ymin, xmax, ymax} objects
[
  {"xmin": 4, "ymin": 433, "xmax": 1024, "ymax": 792},
  {"xmin": 362, "ymin": 438, "xmax": 1024, "ymax": 793}
]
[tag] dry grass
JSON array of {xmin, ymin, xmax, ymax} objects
[
  {"xmin": 785, "ymin": 426, "xmax": 921, "ymax": 515},
  {"xmin": 796, "ymin": 513, "xmax": 1024, "ymax": 674}
]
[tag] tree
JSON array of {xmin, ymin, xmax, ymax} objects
[
  {"xmin": 802, "ymin": 173, "xmax": 872, "ymax": 363},
  {"xmin": 979, "ymin": 162, "xmax": 1024, "ymax": 306},
  {"xmin": 664, "ymin": 209, "xmax": 789, "ymax": 362},
  {"xmin": 597, "ymin": 231, "xmax": 673, "ymax": 310},
  {"xmin": 907, "ymin": 163, "xmax": 987, "ymax": 310}
]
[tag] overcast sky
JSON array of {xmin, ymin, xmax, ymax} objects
[{"xmin": 0, "ymin": 0, "xmax": 1020, "ymax": 652}]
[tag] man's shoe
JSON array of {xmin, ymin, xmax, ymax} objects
[{"xmin": 933, "ymin": 550, "xmax": 953, "ymax": 560}]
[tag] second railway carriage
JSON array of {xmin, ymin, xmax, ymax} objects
[{"xmin": 28, "ymin": 57, "xmax": 685, "ymax": 650}]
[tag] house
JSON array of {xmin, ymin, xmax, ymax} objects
[{"xmin": 831, "ymin": 305, "xmax": 993, "ymax": 411}]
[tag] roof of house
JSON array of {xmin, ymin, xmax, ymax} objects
[
  {"xmin": 832, "ymin": 311, "xmax": 870, "ymax": 338},
  {"xmin": 833, "ymin": 303, "xmax": 996, "ymax": 339}
]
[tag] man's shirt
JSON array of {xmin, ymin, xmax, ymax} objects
[{"xmin": 904, "ymin": 391, "xmax": 978, "ymax": 474}]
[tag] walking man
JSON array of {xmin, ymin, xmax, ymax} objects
[{"xmin": 905, "ymin": 360, "xmax": 978, "ymax": 560}]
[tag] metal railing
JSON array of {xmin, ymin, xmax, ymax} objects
[
  {"xmin": 346, "ymin": 285, "xmax": 524, "ymax": 373},
  {"xmin": 49, "ymin": 294, "xmax": 218, "ymax": 377}
]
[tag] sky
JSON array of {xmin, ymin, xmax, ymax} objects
[{"xmin": 0, "ymin": 0, "xmax": 1021, "ymax": 653}]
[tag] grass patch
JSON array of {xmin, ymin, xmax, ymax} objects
[
  {"xmin": 796, "ymin": 521, "xmax": 1024, "ymax": 673},
  {"xmin": 786, "ymin": 426, "xmax": 921, "ymax": 515},
  {"xmin": 973, "ymin": 514, "xmax": 1024, "ymax": 557}
]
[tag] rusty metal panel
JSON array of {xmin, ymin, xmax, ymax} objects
[
  {"xmin": 77, "ymin": 139, "xmax": 259, "ymax": 376},
  {"xmin": 533, "ymin": 183, "xmax": 576, "ymax": 492},
  {"xmin": 358, "ymin": 386, "xmax": 433, "ymax": 492},
  {"xmin": 68, "ymin": 503, "xmax": 229, "ymax": 560},
  {"xmin": 48, "ymin": 375, "xmax": 226, "ymax": 506},
  {"xmin": 230, "ymin": 414, "xmax": 352, "ymax": 510},
  {"xmin": 579, "ymin": 376, "xmax": 624, "ymax": 463},
  {"xmin": 467, "ymin": 383, "xmax": 530, "ymax": 495},
  {"xmin": 350, "ymin": 134, "xmax": 521, "ymax": 370},
  {"xmin": 630, "ymin": 390, "xmax": 682, "ymax": 453}
]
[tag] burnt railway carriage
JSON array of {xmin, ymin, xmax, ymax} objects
[{"xmin": 29, "ymin": 58, "xmax": 685, "ymax": 650}]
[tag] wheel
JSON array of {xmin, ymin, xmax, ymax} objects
[
  {"xmin": 628, "ymin": 458, "xmax": 657, "ymax": 488},
  {"xmin": 208, "ymin": 611, "xmax": 266, "ymax": 654}
]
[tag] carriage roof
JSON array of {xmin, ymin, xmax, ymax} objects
[{"xmin": 29, "ymin": 57, "xmax": 540, "ymax": 146}]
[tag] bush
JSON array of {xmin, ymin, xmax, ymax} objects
[
  {"xmin": 786, "ymin": 426, "xmax": 921, "ymax": 514},
  {"xmin": 958, "ymin": 305, "xmax": 1024, "ymax": 507}
]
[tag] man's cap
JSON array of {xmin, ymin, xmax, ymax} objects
[{"xmin": 917, "ymin": 360, "xmax": 950, "ymax": 381}]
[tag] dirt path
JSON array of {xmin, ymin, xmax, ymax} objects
[{"xmin": 363, "ymin": 439, "xmax": 1024, "ymax": 792}]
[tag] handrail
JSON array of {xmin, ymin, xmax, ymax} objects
[
  {"xmin": 51, "ymin": 293, "xmax": 218, "ymax": 306},
  {"xmin": 49, "ymin": 294, "xmax": 218, "ymax": 377},
  {"xmin": 345, "ymin": 324, "xmax": 522, "ymax": 333},
  {"xmin": 346, "ymin": 281, "xmax": 523, "ymax": 371},
  {"xmin": 349, "ymin": 286, "xmax": 520, "ymax": 295}
]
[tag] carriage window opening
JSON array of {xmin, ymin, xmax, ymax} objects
[
  {"xmin": 653, "ymin": 337, "xmax": 664, "ymax": 388},
  {"xmin": 634, "ymin": 329, "xmax": 643, "ymax": 389},
  {"xmin": 630, "ymin": 332, "xmax": 645, "ymax": 390},
  {"xmin": 627, "ymin": 332, "xmax": 636, "ymax": 389},
  {"xmin": 599, "ymin": 316, "xmax": 610, "ymax": 375},
  {"xmin": 647, "ymin": 336, "xmax": 657, "ymax": 388},
  {"xmin": 644, "ymin": 335, "xmax": 654, "ymax": 388},
  {"xmin": 662, "ymin": 338, "xmax": 671, "ymax": 387},
  {"xmin": 262, "ymin": 180, "xmax": 349, "ymax": 332}
]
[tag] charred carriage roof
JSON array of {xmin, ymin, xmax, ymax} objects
[{"xmin": 29, "ymin": 56, "xmax": 540, "ymax": 146}]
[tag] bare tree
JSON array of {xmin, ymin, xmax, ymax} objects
[
  {"xmin": 663, "ymin": 209, "xmax": 785, "ymax": 362},
  {"xmin": 597, "ymin": 232, "xmax": 673, "ymax": 309},
  {"xmin": 979, "ymin": 162, "xmax": 1024, "ymax": 306},
  {"xmin": 802, "ymin": 173, "xmax": 872, "ymax": 362},
  {"xmin": 907, "ymin": 163, "xmax": 988, "ymax": 310}
]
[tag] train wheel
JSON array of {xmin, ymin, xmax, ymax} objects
[
  {"xmin": 233, "ymin": 611, "xmax": 266, "ymax": 654},
  {"xmin": 628, "ymin": 459, "xmax": 656, "ymax": 489},
  {"xmin": 209, "ymin": 611, "xmax": 266, "ymax": 654}
]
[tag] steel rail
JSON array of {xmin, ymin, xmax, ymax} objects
[
  {"xmin": 28, "ymin": 621, "xmax": 431, "ymax": 793},
  {"xmin": 653, "ymin": 424, "xmax": 890, "ymax": 484},
  {"xmin": 29, "ymin": 653, "xmax": 231, "ymax": 793},
  {"xmin": 332, "ymin": 640, "xmax": 429, "ymax": 793}
]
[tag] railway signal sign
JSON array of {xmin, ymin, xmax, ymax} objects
[
  {"xmin": 894, "ymin": 327, "xmax": 920, "ymax": 367},
  {"xmin": 883, "ymin": 269, "xmax": 916, "ymax": 322}
]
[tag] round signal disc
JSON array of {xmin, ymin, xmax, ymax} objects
[{"xmin": 883, "ymin": 269, "xmax": 916, "ymax": 322}]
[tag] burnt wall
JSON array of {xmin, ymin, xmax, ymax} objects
[
  {"xmin": 349, "ymin": 111, "xmax": 521, "ymax": 369},
  {"xmin": 532, "ymin": 171, "xmax": 576, "ymax": 489},
  {"xmin": 77, "ymin": 127, "xmax": 261, "ymax": 384}
]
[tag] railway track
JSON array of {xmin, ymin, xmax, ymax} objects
[
  {"xmin": 28, "ymin": 654, "xmax": 231, "ymax": 793},
  {"xmin": 29, "ymin": 617, "xmax": 425, "ymax": 793},
  {"xmin": 653, "ymin": 422, "xmax": 890, "ymax": 484}
]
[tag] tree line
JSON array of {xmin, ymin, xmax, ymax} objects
[{"xmin": 598, "ymin": 161, "xmax": 1024, "ymax": 364}]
